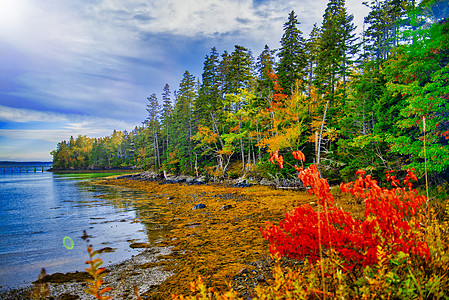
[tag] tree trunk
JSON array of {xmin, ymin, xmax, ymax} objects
[{"xmin": 317, "ymin": 100, "xmax": 330, "ymax": 177}]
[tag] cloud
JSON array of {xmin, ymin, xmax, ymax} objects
[
  {"xmin": 0, "ymin": 105, "xmax": 138, "ymax": 142},
  {"xmin": 0, "ymin": 105, "xmax": 69, "ymax": 123}
]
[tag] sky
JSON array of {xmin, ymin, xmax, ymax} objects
[{"xmin": 0, "ymin": 0, "xmax": 370, "ymax": 162}]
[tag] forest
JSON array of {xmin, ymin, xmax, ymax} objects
[{"xmin": 51, "ymin": 0, "xmax": 449, "ymax": 187}]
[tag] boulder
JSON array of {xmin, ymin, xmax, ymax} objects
[
  {"xmin": 233, "ymin": 178, "xmax": 252, "ymax": 187},
  {"xmin": 192, "ymin": 203, "xmax": 206, "ymax": 210}
]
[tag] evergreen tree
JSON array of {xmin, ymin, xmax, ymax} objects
[
  {"xmin": 313, "ymin": 0, "xmax": 359, "ymax": 174},
  {"xmin": 171, "ymin": 71, "xmax": 197, "ymax": 173},
  {"xmin": 315, "ymin": 0, "xmax": 359, "ymax": 98},
  {"xmin": 256, "ymin": 44, "xmax": 276, "ymax": 102},
  {"xmin": 218, "ymin": 50, "xmax": 232, "ymax": 100},
  {"xmin": 363, "ymin": 0, "xmax": 409, "ymax": 62},
  {"xmin": 276, "ymin": 10, "xmax": 307, "ymax": 94},
  {"xmin": 196, "ymin": 47, "xmax": 221, "ymax": 127},
  {"xmin": 227, "ymin": 45, "xmax": 255, "ymax": 170},
  {"xmin": 227, "ymin": 45, "xmax": 254, "ymax": 96},
  {"xmin": 161, "ymin": 83, "xmax": 173, "ymax": 162},
  {"xmin": 145, "ymin": 93, "xmax": 161, "ymax": 169},
  {"xmin": 305, "ymin": 24, "xmax": 321, "ymax": 96}
]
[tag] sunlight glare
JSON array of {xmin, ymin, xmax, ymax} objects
[{"xmin": 0, "ymin": 0, "xmax": 28, "ymax": 32}]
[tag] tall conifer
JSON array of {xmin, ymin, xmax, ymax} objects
[
  {"xmin": 276, "ymin": 10, "xmax": 307, "ymax": 94},
  {"xmin": 145, "ymin": 93, "xmax": 161, "ymax": 168},
  {"xmin": 196, "ymin": 47, "xmax": 221, "ymax": 127}
]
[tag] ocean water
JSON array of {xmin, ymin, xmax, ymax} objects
[{"xmin": 0, "ymin": 167, "xmax": 158, "ymax": 291}]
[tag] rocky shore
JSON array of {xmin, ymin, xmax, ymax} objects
[
  {"xmin": 0, "ymin": 246, "xmax": 174, "ymax": 300},
  {"xmin": 115, "ymin": 170, "xmax": 286, "ymax": 188},
  {"xmin": 1, "ymin": 171, "xmax": 331, "ymax": 299}
]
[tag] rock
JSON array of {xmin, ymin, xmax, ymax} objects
[
  {"xmin": 97, "ymin": 247, "xmax": 115, "ymax": 253},
  {"xmin": 178, "ymin": 175, "xmax": 195, "ymax": 183},
  {"xmin": 129, "ymin": 242, "xmax": 152, "ymax": 248},
  {"xmin": 233, "ymin": 178, "xmax": 252, "ymax": 188},
  {"xmin": 141, "ymin": 171, "xmax": 161, "ymax": 181},
  {"xmin": 59, "ymin": 293, "xmax": 80, "ymax": 300},
  {"xmin": 189, "ymin": 176, "xmax": 207, "ymax": 185},
  {"xmin": 192, "ymin": 203, "xmax": 206, "ymax": 210},
  {"xmin": 220, "ymin": 204, "xmax": 233, "ymax": 211},
  {"xmin": 260, "ymin": 178, "xmax": 275, "ymax": 186},
  {"xmin": 36, "ymin": 271, "xmax": 90, "ymax": 284}
]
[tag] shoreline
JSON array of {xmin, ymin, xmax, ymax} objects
[
  {"xmin": 1, "ymin": 172, "xmax": 351, "ymax": 299},
  {"xmin": 0, "ymin": 245, "xmax": 174, "ymax": 300}
]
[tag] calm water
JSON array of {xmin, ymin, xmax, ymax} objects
[{"xmin": 0, "ymin": 167, "xmax": 161, "ymax": 291}]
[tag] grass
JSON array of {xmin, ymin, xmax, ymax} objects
[{"xmin": 54, "ymin": 171, "xmax": 139, "ymax": 180}]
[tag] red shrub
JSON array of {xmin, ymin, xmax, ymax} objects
[{"xmin": 262, "ymin": 152, "xmax": 429, "ymax": 269}]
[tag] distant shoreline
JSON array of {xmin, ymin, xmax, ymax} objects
[{"xmin": 48, "ymin": 167, "xmax": 140, "ymax": 173}]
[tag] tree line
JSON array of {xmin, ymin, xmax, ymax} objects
[{"xmin": 51, "ymin": 0, "xmax": 448, "ymax": 184}]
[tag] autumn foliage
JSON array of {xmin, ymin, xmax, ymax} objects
[{"xmin": 262, "ymin": 151, "xmax": 429, "ymax": 269}]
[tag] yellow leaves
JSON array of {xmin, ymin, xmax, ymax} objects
[
  {"xmin": 258, "ymin": 124, "xmax": 304, "ymax": 153},
  {"xmin": 229, "ymin": 124, "xmax": 240, "ymax": 133},
  {"xmin": 193, "ymin": 125, "xmax": 219, "ymax": 145}
]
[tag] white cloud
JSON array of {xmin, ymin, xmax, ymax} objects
[
  {"xmin": 0, "ymin": 106, "xmax": 138, "ymax": 142},
  {"xmin": 0, "ymin": 105, "xmax": 68, "ymax": 123}
]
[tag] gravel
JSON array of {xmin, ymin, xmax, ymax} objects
[{"xmin": 0, "ymin": 246, "xmax": 174, "ymax": 300}]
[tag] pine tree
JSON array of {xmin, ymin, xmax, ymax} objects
[
  {"xmin": 313, "ymin": 0, "xmax": 359, "ymax": 174},
  {"xmin": 196, "ymin": 47, "xmax": 221, "ymax": 127},
  {"xmin": 305, "ymin": 24, "xmax": 321, "ymax": 96},
  {"xmin": 161, "ymin": 84, "xmax": 172, "ymax": 162},
  {"xmin": 363, "ymin": 0, "xmax": 409, "ymax": 62},
  {"xmin": 218, "ymin": 50, "xmax": 231, "ymax": 100},
  {"xmin": 276, "ymin": 10, "xmax": 307, "ymax": 94},
  {"xmin": 145, "ymin": 93, "xmax": 161, "ymax": 169},
  {"xmin": 256, "ymin": 44, "xmax": 276, "ymax": 102},
  {"xmin": 171, "ymin": 71, "xmax": 197, "ymax": 173},
  {"xmin": 226, "ymin": 45, "xmax": 255, "ymax": 170},
  {"xmin": 227, "ymin": 45, "xmax": 254, "ymax": 96},
  {"xmin": 315, "ymin": 0, "xmax": 359, "ymax": 98}
]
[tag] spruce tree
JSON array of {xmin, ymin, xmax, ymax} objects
[
  {"xmin": 161, "ymin": 84, "xmax": 172, "ymax": 162},
  {"xmin": 227, "ymin": 45, "xmax": 255, "ymax": 170},
  {"xmin": 145, "ymin": 93, "xmax": 161, "ymax": 169},
  {"xmin": 171, "ymin": 71, "xmax": 197, "ymax": 173},
  {"xmin": 315, "ymin": 0, "xmax": 359, "ymax": 98},
  {"xmin": 227, "ymin": 45, "xmax": 254, "ymax": 96},
  {"xmin": 363, "ymin": 0, "xmax": 409, "ymax": 62},
  {"xmin": 256, "ymin": 44, "xmax": 276, "ymax": 102},
  {"xmin": 196, "ymin": 47, "xmax": 221, "ymax": 127},
  {"xmin": 276, "ymin": 10, "xmax": 307, "ymax": 94},
  {"xmin": 305, "ymin": 24, "xmax": 321, "ymax": 96}
]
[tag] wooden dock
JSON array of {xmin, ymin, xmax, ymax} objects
[{"xmin": 1, "ymin": 165, "xmax": 52, "ymax": 173}]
